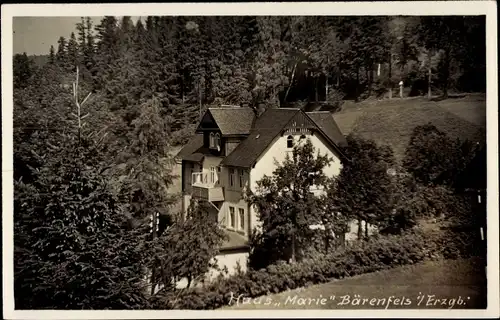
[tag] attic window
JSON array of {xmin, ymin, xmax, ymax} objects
[
  {"xmin": 209, "ymin": 132, "xmax": 215, "ymax": 148},
  {"xmin": 287, "ymin": 135, "xmax": 294, "ymax": 148},
  {"xmin": 215, "ymin": 133, "xmax": 221, "ymax": 150}
]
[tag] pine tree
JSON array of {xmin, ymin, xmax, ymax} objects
[
  {"xmin": 14, "ymin": 69, "xmax": 150, "ymax": 309},
  {"xmin": 118, "ymin": 97, "xmax": 178, "ymax": 224},
  {"xmin": 55, "ymin": 36, "xmax": 67, "ymax": 66},
  {"xmin": 66, "ymin": 32, "xmax": 79, "ymax": 71},
  {"xmin": 13, "ymin": 53, "xmax": 35, "ymax": 89},
  {"xmin": 94, "ymin": 16, "xmax": 119, "ymax": 90},
  {"xmin": 84, "ymin": 17, "xmax": 96, "ymax": 72},
  {"xmin": 48, "ymin": 45, "xmax": 55, "ymax": 64},
  {"xmin": 76, "ymin": 17, "xmax": 87, "ymax": 60}
]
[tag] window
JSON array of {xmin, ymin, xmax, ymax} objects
[
  {"xmin": 216, "ymin": 166, "xmax": 221, "ymax": 184},
  {"xmin": 287, "ymin": 135, "xmax": 294, "ymax": 148},
  {"xmin": 229, "ymin": 168, "xmax": 235, "ymax": 187},
  {"xmin": 209, "ymin": 132, "xmax": 215, "ymax": 148},
  {"xmin": 210, "ymin": 166, "xmax": 216, "ymax": 184},
  {"xmin": 239, "ymin": 208, "xmax": 245, "ymax": 231},
  {"xmin": 229, "ymin": 207, "xmax": 235, "ymax": 228},
  {"xmin": 215, "ymin": 133, "xmax": 221, "ymax": 150},
  {"xmin": 239, "ymin": 170, "xmax": 245, "ymax": 187},
  {"xmin": 300, "ymin": 134, "xmax": 306, "ymax": 140}
]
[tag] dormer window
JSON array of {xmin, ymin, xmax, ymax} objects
[
  {"xmin": 209, "ymin": 132, "xmax": 221, "ymax": 150},
  {"xmin": 287, "ymin": 135, "xmax": 294, "ymax": 148},
  {"xmin": 209, "ymin": 132, "xmax": 215, "ymax": 148},
  {"xmin": 215, "ymin": 133, "xmax": 221, "ymax": 150}
]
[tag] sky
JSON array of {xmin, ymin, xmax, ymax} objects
[{"xmin": 13, "ymin": 17, "xmax": 140, "ymax": 56}]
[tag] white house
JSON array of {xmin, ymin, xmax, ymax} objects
[{"xmin": 176, "ymin": 106, "xmax": 351, "ymax": 277}]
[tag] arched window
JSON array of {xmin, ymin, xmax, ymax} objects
[
  {"xmin": 209, "ymin": 132, "xmax": 215, "ymax": 148},
  {"xmin": 287, "ymin": 135, "xmax": 294, "ymax": 148},
  {"xmin": 300, "ymin": 134, "xmax": 306, "ymax": 140},
  {"xmin": 215, "ymin": 133, "xmax": 221, "ymax": 150}
]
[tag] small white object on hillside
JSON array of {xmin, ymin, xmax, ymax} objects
[{"xmin": 309, "ymin": 224, "xmax": 325, "ymax": 231}]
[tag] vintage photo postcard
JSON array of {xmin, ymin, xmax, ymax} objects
[{"xmin": 2, "ymin": 1, "xmax": 498, "ymax": 319}]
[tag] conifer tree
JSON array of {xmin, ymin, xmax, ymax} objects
[
  {"xmin": 48, "ymin": 45, "xmax": 55, "ymax": 64},
  {"xmin": 14, "ymin": 69, "xmax": 150, "ymax": 309},
  {"xmin": 55, "ymin": 36, "xmax": 67, "ymax": 65},
  {"xmin": 66, "ymin": 32, "xmax": 79, "ymax": 72}
]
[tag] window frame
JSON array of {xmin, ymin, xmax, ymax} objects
[
  {"xmin": 215, "ymin": 133, "xmax": 221, "ymax": 150},
  {"xmin": 287, "ymin": 135, "xmax": 294, "ymax": 148},
  {"xmin": 210, "ymin": 166, "xmax": 216, "ymax": 184},
  {"xmin": 229, "ymin": 206, "xmax": 235, "ymax": 228},
  {"xmin": 238, "ymin": 208, "xmax": 245, "ymax": 231},
  {"xmin": 209, "ymin": 132, "xmax": 215, "ymax": 148},
  {"xmin": 239, "ymin": 170, "xmax": 245, "ymax": 188},
  {"xmin": 229, "ymin": 168, "xmax": 235, "ymax": 187}
]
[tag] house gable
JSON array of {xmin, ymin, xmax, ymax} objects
[
  {"xmin": 283, "ymin": 110, "xmax": 318, "ymax": 133},
  {"xmin": 196, "ymin": 110, "xmax": 221, "ymax": 133}
]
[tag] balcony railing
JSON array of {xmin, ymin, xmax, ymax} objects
[
  {"xmin": 191, "ymin": 171, "xmax": 224, "ymax": 202},
  {"xmin": 192, "ymin": 171, "xmax": 219, "ymax": 188}
]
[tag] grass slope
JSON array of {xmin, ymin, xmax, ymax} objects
[
  {"xmin": 333, "ymin": 94, "xmax": 486, "ymax": 161},
  {"xmin": 226, "ymin": 258, "xmax": 487, "ymax": 310}
]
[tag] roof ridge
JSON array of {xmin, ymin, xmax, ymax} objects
[
  {"xmin": 306, "ymin": 111, "xmax": 331, "ymax": 113},
  {"xmin": 208, "ymin": 107, "xmax": 250, "ymax": 110}
]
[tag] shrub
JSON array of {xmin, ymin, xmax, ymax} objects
[{"xmin": 150, "ymin": 231, "xmax": 442, "ymax": 310}]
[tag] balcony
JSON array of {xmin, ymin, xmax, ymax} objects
[{"xmin": 191, "ymin": 172, "xmax": 224, "ymax": 202}]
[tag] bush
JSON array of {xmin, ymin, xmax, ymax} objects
[{"xmin": 150, "ymin": 231, "xmax": 442, "ymax": 310}]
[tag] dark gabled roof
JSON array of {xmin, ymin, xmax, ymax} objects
[
  {"xmin": 180, "ymin": 109, "xmax": 348, "ymax": 168},
  {"xmin": 220, "ymin": 108, "xmax": 300, "ymax": 168},
  {"xmin": 306, "ymin": 111, "xmax": 348, "ymax": 147},
  {"xmin": 175, "ymin": 134, "xmax": 204, "ymax": 162},
  {"xmin": 202, "ymin": 107, "xmax": 256, "ymax": 136}
]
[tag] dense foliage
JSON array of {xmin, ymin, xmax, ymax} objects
[
  {"xmin": 150, "ymin": 199, "xmax": 227, "ymax": 290},
  {"xmin": 14, "ymin": 93, "xmax": 151, "ymax": 309},
  {"xmin": 403, "ymin": 123, "xmax": 478, "ymax": 186},
  {"xmin": 150, "ymin": 227, "xmax": 483, "ymax": 310},
  {"xmin": 14, "ymin": 16, "xmax": 486, "ymax": 147},
  {"xmin": 331, "ymin": 134, "xmax": 395, "ymax": 239},
  {"xmin": 246, "ymin": 139, "xmax": 333, "ymax": 268}
]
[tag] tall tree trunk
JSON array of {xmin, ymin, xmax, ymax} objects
[
  {"xmin": 150, "ymin": 267, "xmax": 156, "ymax": 296},
  {"xmin": 315, "ymin": 77, "xmax": 319, "ymax": 102},
  {"xmin": 337, "ymin": 66, "xmax": 340, "ymax": 88},
  {"xmin": 284, "ymin": 61, "xmax": 298, "ymax": 103},
  {"xmin": 198, "ymin": 80, "xmax": 202, "ymax": 118},
  {"xmin": 325, "ymin": 73, "xmax": 329, "ymax": 102},
  {"xmin": 365, "ymin": 66, "xmax": 369, "ymax": 97},
  {"xmin": 291, "ymin": 230, "xmax": 296, "ymax": 263},
  {"xmin": 365, "ymin": 222, "xmax": 369, "ymax": 239},
  {"xmin": 368, "ymin": 64, "xmax": 374, "ymax": 97},
  {"xmin": 388, "ymin": 53, "xmax": 393, "ymax": 99},
  {"xmin": 428, "ymin": 52, "xmax": 432, "ymax": 99},
  {"xmin": 442, "ymin": 47, "xmax": 451, "ymax": 99},
  {"xmin": 355, "ymin": 66, "xmax": 360, "ymax": 102},
  {"xmin": 357, "ymin": 218, "xmax": 363, "ymax": 240}
]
